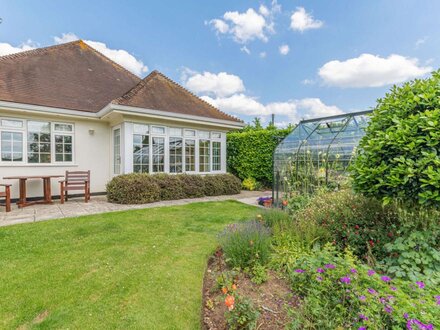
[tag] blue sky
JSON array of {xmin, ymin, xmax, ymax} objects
[{"xmin": 1, "ymin": 0, "xmax": 439, "ymax": 126}]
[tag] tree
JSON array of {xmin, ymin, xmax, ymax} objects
[{"xmin": 351, "ymin": 70, "xmax": 440, "ymax": 207}]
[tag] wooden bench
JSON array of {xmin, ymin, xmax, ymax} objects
[
  {"xmin": 0, "ymin": 183, "xmax": 11, "ymax": 212},
  {"xmin": 59, "ymin": 170, "xmax": 91, "ymax": 204}
]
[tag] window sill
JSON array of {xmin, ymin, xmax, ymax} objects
[{"xmin": 0, "ymin": 163, "xmax": 79, "ymax": 167}]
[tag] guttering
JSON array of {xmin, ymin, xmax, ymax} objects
[
  {"xmin": 99, "ymin": 103, "xmax": 245, "ymax": 129},
  {"xmin": 0, "ymin": 101, "xmax": 245, "ymax": 129}
]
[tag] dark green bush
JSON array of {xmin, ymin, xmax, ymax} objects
[
  {"xmin": 351, "ymin": 70, "xmax": 440, "ymax": 207},
  {"xmin": 153, "ymin": 174, "xmax": 186, "ymax": 200},
  {"xmin": 178, "ymin": 174, "xmax": 205, "ymax": 198},
  {"xmin": 107, "ymin": 173, "xmax": 241, "ymax": 204},
  {"xmin": 203, "ymin": 175, "xmax": 224, "ymax": 196},
  {"xmin": 106, "ymin": 173, "xmax": 160, "ymax": 204},
  {"xmin": 218, "ymin": 173, "xmax": 242, "ymax": 195},
  {"xmin": 295, "ymin": 190, "xmax": 399, "ymax": 261},
  {"xmin": 227, "ymin": 127, "xmax": 291, "ymax": 186}
]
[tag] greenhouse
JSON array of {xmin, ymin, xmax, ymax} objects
[{"xmin": 272, "ymin": 110, "xmax": 372, "ymax": 205}]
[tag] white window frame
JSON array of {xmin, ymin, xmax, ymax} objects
[
  {"xmin": 0, "ymin": 117, "xmax": 26, "ymax": 164},
  {"xmin": 53, "ymin": 122, "xmax": 75, "ymax": 164}
]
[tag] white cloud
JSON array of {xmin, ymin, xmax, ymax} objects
[
  {"xmin": 415, "ymin": 36, "xmax": 428, "ymax": 49},
  {"xmin": 208, "ymin": 1, "xmax": 280, "ymax": 44},
  {"xmin": 240, "ymin": 46, "xmax": 251, "ymax": 54},
  {"xmin": 53, "ymin": 33, "xmax": 148, "ymax": 76},
  {"xmin": 279, "ymin": 44, "xmax": 290, "ymax": 55},
  {"xmin": 259, "ymin": 52, "xmax": 267, "ymax": 58},
  {"xmin": 202, "ymin": 94, "xmax": 267, "ymax": 116},
  {"xmin": 302, "ymin": 79, "xmax": 315, "ymax": 85},
  {"xmin": 185, "ymin": 71, "xmax": 245, "ymax": 98},
  {"xmin": 290, "ymin": 7, "xmax": 323, "ymax": 32},
  {"xmin": 0, "ymin": 39, "xmax": 37, "ymax": 56},
  {"xmin": 319, "ymin": 53, "xmax": 432, "ymax": 88}
]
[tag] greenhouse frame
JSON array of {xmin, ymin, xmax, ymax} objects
[{"xmin": 272, "ymin": 110, "xmax": 372, "ymax": 206}]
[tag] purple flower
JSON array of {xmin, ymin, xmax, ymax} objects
[
  {"xmin": 384, "ymin": 305, "xmax": 393, "ymax": 313},
  {"xmin": 359, "ymin": 313, "xmax": 369, "ymax": 321},
  {"xmin": 407, "ymin": 319, "xmax": 434, "ymax": 330},
  {"xmin": 381, "ymin": 276, "xmax": 392, "ymax": 283},
  {"xmin": 316, "ymin": 268, "xmax": 325, "ymax": 273},
  {"xmin": 368, "ymin": 288, "xmax": 377, "ymax": 295},
  {"xmin": 391, "ymin": 286, "xmax": 397, "ymax": 291},
  {"xmin": 359, "ymin": 295, "xmax": 366, "ymax": 301},
  {"xmin": 324, "ymin": 263, "xmax": 335, "ymax": 269},
  {"xmin": 316, "ymin": 276, "xmax": 323, "ymax": 282},
  {"xmin": 387, "ymin": 295, "xmax": 395, "ymax": 301},
  {"xmin": 358, "ymin": 327, "xmax": 366, "ymax": 330},
  {"xmin": 435, "ymin": 295, "xmax": 440, "ymax": 305},
  {"xmin": 367, "ymin": 269, "xmax": 375, "ymax": 276},
  {"xmin": 416, "ymin": 281, "xmax": 425, "ymax": 289},
  {"xmin": 404, "ymin": 313, "xmax": 409, "ymax": 319},
  {"xmin": 340, "ymin": 276, "xmax": 351, "ymax": 284},
  {"xmin": 350, "ymin": 268, "xmax": 357, "ymax": 273},
  {"xmin": 294, "ymin": 269, "xmax": 305, "ymax": 273},
  {"xmin": 379, "ymin": 297, "xmax": 386, "ymax": 304}
]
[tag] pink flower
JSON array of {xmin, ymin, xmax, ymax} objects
[
  {"xmin": 324, "ymin": 264, "xmax": 335, "ymax": 269},
  {"xmin": 340, "ymin": 276, "xmax": 351, "ymax": 284},
  {"xmin": 415, "ymin": 281, "xmax": 425, "ymax": 289},
  {"xmin": 316, "ymin": 268, "xmax": 325, "ymax": 273},
  {"xmin": 295, "ymin": 269, "xmax": 305, "ymax": 273},
  {"xmin": 381, "ymin": 276, "xmax": 391, "ymax": 283},
  {"xmin": 367, "ymin": 269, "xmax": 375, "ymax": 276}
]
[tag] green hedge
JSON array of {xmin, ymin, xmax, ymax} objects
[
  {"xmin": 106, "ymin": 173, "xmax": 242, "ymax": 204},
  {"xmin": 227, "ymin": 128, "xmax": 291, "ymax": 186}
]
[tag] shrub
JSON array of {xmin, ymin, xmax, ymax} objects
[
  {"xmin": 259, "ymin": 209, "xmax": 290, "ymax": 228},
  {"xmin": 218, "ymin": 221, "xmax": 272, "ymax": 269},
  {"xmin": 249, "ymin": 263, "xmax": 268, "ymax": 285},
  {"xmin": 219, "ymin": 173, "xmax": 242, "ymax": 195},
  {"xmin": 225, "ymin": 295, "xmax": 260, "ymax": 330},
  {"xmin": 177, "ymin": 174, "xmax": 205, "ymax": 198},
  {"xmin": 242, "ymin": 178, "xmax": 259, "ymax": 191},
  {"xmin": 203, "ymin": 175, "xmax": 225, "ymax": 196},
  {"xmin": 351, "ymin": 69, "xmax": 440, "ymax": 207},
  {"xmin": 289, "ymin": 245, "xmax": 439, "ymax": 329},
  {"xmin": 227, "ymin": 127, "xmax": 292, "ymax": 186},
  {"xmin": 294, "ymin": 189, "xmax": 399, "ymax": 261},
  {"xmin": 106, "ymin": 173, "xmax": 160, "ymax": 204},
  {"xmin": 153, "ymin": 174, "xmax": 186, "ymax": 200},
  {"xmin": 381, "ymin": 230, "xmax": 440, "ymax": 285}
]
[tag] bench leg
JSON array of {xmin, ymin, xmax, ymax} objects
[
  {"xmin": 60, "ymin": 182, "xmax": 65, "ymax": 204},
  {"xmin": 5, "ymin": 186, "xmax": 11, "ymax": 212},
  {"xmin": 85, "ymin": 182, "xmax": 89, "ymax": 203}
]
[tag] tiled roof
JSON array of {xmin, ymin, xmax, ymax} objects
[
  {"xmin": 0, "ymin": 40, "xmax": 140, "ymax": 112},
  {"xmin": 112, "ymin": 70, "xmax": 243, "ymax": 123},
  {"xmin": 0, "ymin": 40, "xmax": 242, "ymax": 123}
]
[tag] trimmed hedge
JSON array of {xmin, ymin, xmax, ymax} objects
[
  {"xmin": 227, "ymin": 127, "xmax": 291, "ymax": 186},
  {"xmin": 106, "ymin": 173, "xmax": 242, "ymax": 204}
]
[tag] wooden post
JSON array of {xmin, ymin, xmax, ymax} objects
[{"xmin": 5, "ymin": 185, "xmax": 11, "ymax": 212}]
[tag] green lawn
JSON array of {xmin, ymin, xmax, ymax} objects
[{"xmin": 0, "ymin": 201, "xmax": 258, "ymax": 329}]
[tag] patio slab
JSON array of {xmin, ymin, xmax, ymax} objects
[{"xmin": 0, "ymin": 190, "xmax": 271, "ymax": 227}]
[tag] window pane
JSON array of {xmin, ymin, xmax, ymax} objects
[
  {"xmin": 28, "ymin": 122, "xmax": 51, "ymax": 163},
  {"xmin": 1, "ymin": 119, "xmax": 23, "ymax": 128},
  {"xmin": 199, "ymin": 131, "xmax": 210, "ymax": 138},
  {"xmin": 54, "ymin": 134, "xmax": 73, "ymax": 163},
  {"xmin": 212, "ymin": 132, "xmax": 221, "ymax": 139},
  {"xmin": 133, "ymin": 134, "xmax": 149, "ymax": 173},
  {"xmin": 1, "ymin": 131, "xmax": 23, "ymax": 162},
  {"xmin": 152, "ymin": 137, "xmax": 165, "ymax": 172},
  {"xmin": 199, "ymin": 139, "xmax": 210, "ymax": 172},
  {"xmin": 185, "ymin": 139, "xmax": 195, "ymax": 172},
  {"xmin": 54, "ymin": 123, "xmax": 73, "ymax": 132},
  {"xmin": 152, "ymin": 126, "xmax": 165, "ymax": 134},
  {"xmin": 133, "ymin": 124, "xmax": 149, "ymax": 134},
  {"xmin": 169, "ymin": 137, "xmax": 183, "ymax": 173},
  {"xmin": 212, "ymin": 141, "xmax": 221, "ymax": 171},
  {"xmin": 185, "ymin": 130, "xmax": 196, "ymax": 137},
  {"xmin": 169, "ymin": 128, "xmax": 182, "ymax": 137}
]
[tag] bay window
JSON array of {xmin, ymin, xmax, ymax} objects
[
  {"xmin": 133, "ymin": 124, "xmax": 149, "ymax": 173},
  {"xmin": 185, "ymin": 139, "xmax": 195, "ymax": 171},
  {"xmin": 199, "ymin": 139, "xmax": 210, "ymax": 172},
  {"xmin": 212, "ymin": 141, "xmax": 221, "ymax": 171},
  {"xmin": 1, "ymin": 131, "xmax": 23, "ymax": 162},
  {"xmin": 27, "ymin": 121, "xmax": 51, "ymax": 163},
  {"xmin": 152, "ymin": 137, "xmax": 165, "ymax": 172}
]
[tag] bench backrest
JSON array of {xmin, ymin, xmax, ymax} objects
[{"xmin": 65, "ymin": 170, "xmax": 90, "ymax": 188}]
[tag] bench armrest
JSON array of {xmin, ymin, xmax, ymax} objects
[{"xmin": 0, "ymin": 183, "xmax": 12, "ymax": 187}]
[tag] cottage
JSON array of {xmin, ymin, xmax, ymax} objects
[{"xmin": 0, "ymin": 40, "xmax": 243, "ymax": 198}]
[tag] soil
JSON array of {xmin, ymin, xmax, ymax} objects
[{"xmin": 202, "ymin": 249, "xmax": 298, "ymax": 330}]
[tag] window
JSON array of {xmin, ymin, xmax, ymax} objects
[
  {"xmin": 113, "ymin": 128, "xmax": 121, "ymax": 174},
  {"xmin": 1, "ymin": 119, "xmax": 23, "ymax": 128},
  {"xmin": 212, "ymin": 141, "xmax": 221, "ymax": 171},
  {"xmin": 212, "ymin": 132, "xmax": 221, "ymax": 139},
  {"xmin": 1, "ymin": 131, "xmax": 23, "ymax": 162},
  {"xmin": 199, "ymin": 139, "xmax": 210, "ymax": 172},
  {"xmin": 199, "ymin": 131, "xmax": 210, "ymax": 139},
  {"xmin": 185, "ymin": 139, "xmax": 195, "ymax": 172},
  {"xmin": 169, "ymin": 137, "xmax": 183, "ymax": 173},
  {"xmin": 133, "ymin": 133, "xmax": 149, "ymax": 173},
  {"xmin": 185, "ymin": 129, "xmax": 196, "ymax": 137},
  {"xmin": 27, "ymin": 121, "xmax": 51, "ymax": 163},
  {"xmin": 55, "ymin": 135, "xmax": 72, "ymax": 162},
  {"xmin": 133, "ymin": 124, "xmax": 149, "ymax": 135},
  {"xmin": 152, "ymin": 137, "xmax": 165, "ymax": 172},
  {"xmin": 169, "ymin": 128, "xmax": 182, "ymax": 137},
  {"xmin": 152, "ymin": 126, "xmax": 165, "ymax": 134},
  {"xmin": 54, "ymin": 123, "xmax": 73, "ymax": 132}
]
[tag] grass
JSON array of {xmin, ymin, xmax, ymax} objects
[{"xmin": 0, "ymin": 200, "xmax": 258, "ymax": 329}]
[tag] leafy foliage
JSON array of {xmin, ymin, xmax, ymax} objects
[
  {"xmin": 241, "ymin": 177, "xmax": 260, "ymax": 191},
  {"xmin": 225, "ymin": 296, "xmax": 260, "ymax": 330},
  {"xmin": 289, "ymin": 245, "xmax": 439, "ymax": 329},
  {"xmin": 227, "ymin": 126, "xmax": 292, "ymax": 186},
  {"xmin": 106, "ymin": 173, "xmax": 242, "ymax": 204},
  {"xmin": 218, "ymin": 220, "xmax": 272, "ymax": 269},
  {"xmin": 351, "ymin": 70, "xmax": 440, "ymax": 207}
]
